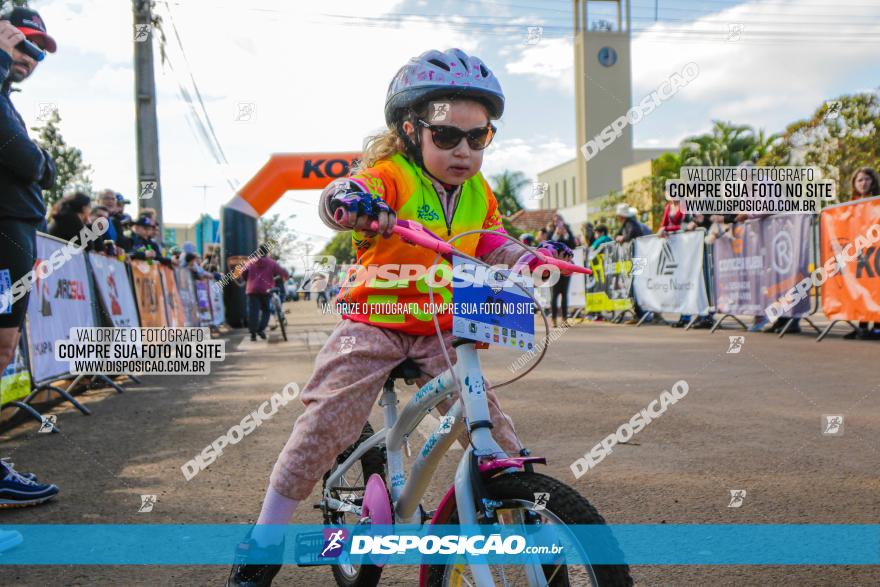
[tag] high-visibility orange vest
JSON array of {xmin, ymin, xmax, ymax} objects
[{"xmin": 336, "ymin": 153, "xmax": 504, "ymax": 335}]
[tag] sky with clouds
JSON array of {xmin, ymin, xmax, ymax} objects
[{"xmin": 14, "ymin": 0, "xmax": 880, "ymax": 254}]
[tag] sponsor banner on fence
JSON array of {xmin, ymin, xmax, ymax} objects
[
  {"xmin": 1, "ymin": 336, "xmax": 31, "ymax": 404},
  {"xmin": 633, "ymin": 231, "xmax": 709, "ymax": 314},
  {"xmin": 820, "ymin": 196, "xmax": 880, "ymax": 321},
  {"xmin": 26, "ymin": 234, "xmax": 98, "ymax": 383},
  {"xmin": 762, "ymin": 214, "xmax": 812, "ymax": 317},
  {"xmin": 712, "ymin": 222, "xmax": 763, "ymax": 315},
  {"xmin": 174, "ymin": 267, "xmax": 200, "ymax": 327},
  {"xmin": 194, "ymin": 279, "xmax": 214, "ymax": 326},
  {"xmin": 88, "ymin": 253, "xmax": 140, "ymax": 328},
  {"xmin": 584, "ymin": 242, "xmax": 635, "ymax": 313},
  {"xmin": 713, "ymin": 215, "xmax": 812, "ymax": 317},
  {"xmin": 209, "ymin": 279, "xmax": 225, "ymax": 326},
  {"xmin": 159, "ymin": 265, "xmax": 186, "ymax": 328},
  {"xmin": 130, "ymin": 261, "xmax": 168, "ymax": 328}
]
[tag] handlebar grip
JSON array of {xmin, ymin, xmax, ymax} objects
[
  {"xmin": 335, "ymin": 211, "xmax": 591, "ymax": 275},
  {"xmin": 534, "ymin": 251, "xmax": 592, "ymax": 275}
]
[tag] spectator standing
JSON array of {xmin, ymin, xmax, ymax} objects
[
  {"xmin": 545, "ymin": 214, "xmax": 576, "ymax": 327},
  {"xmin": 130, "ymin": 215, "xmax": 171, "ymax": 266},
  {"xmin": 659, "ymin": 196, "xmax": 713, "ymax": 329},
  {"xmin": 0, "ymin": 6, "xmax": 60, "ymax": 508},
  {"xmin": 591, "ymin": 225, "xmax": 611, "ymax": 250},
  {"xmin": 239, "ymin": 248, "xmax": 290, "ymax": 341},
  {"xmin": 613, "ymin": 204, "xmax": 652, "ymax": 324},
  {"xmin": 849, "ymin": 167, "xmax": 879, "ymax": 201},
  {"xmin": 48, "ymin": 191, "xmax": 91, "ymax": 242},
  {"xmin": 113, "ymin": 193, "xmax": 133, "ymax": 250},
  {"xmin": 614, "ymin": 204, "xmax": 647, "ymax": 243},
  {"xmin": 96, "ymin": 189, "xmax": 119, "ymax": 243},
  {"xmin": 581, "ymin": 222, "xmax": 595, "ymax": 249},
  {"xmin": 88, "ymin": 205, "xmax": 119, "ymax": 256},
  {"xmin": 845, "ymin": 167, "xmax": 880, "ymax": 339}
]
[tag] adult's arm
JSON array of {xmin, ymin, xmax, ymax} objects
[
  {"xmin": 0, "ymin": 52, "xmax": 51, "ymax": 184},
  {"xmin": 271, "ymin": 259, "xmax": 290, "ymax": 282}
]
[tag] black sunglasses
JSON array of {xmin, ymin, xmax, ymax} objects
[{"xmin": 417, "ymin": 119, "xmax": 497, "ymax": 151}]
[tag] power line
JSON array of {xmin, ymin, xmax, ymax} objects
[{"xmin": 155, "ymin": 2, "xmax": 242, "ymax": 196}]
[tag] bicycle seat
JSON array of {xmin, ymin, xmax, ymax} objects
[{"xmin": 387, "ymin": 358, "xmax": 422, "ymax": 385}]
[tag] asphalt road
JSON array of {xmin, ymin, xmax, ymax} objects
[{"xmin": 1, "ymin": 301, "xmax": 878, "ymax": 586}]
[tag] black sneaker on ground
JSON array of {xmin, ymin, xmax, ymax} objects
[
  {"xmin": 0, "ymin": 460, "xmax": 58, "ymax": 508},
  {"xmin": 670, "ymin": 319, "xmax": 687, "ymax": 328},
  {"xmin": 226, "ymin": 535, "xmax": 284, "ymax": 587},
  {"xmin": 250, "ymin": 333, "xmax": 257, "ymax": 341},
  {"xmin": 257, "ymin": 331, "xmax": 267, "ymax": 340},
  {"xmin": 692, "ymin": 318, "xmax": 713, "ymax": 329}
]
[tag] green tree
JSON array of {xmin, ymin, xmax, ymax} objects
[
  {"xmin": 758, "ymin": 93, "xmax": 880, "ymax": 202},
  {"xmin": 31, "ymin": 109, "xmax": 92, "ymax": 207},
  {"xmin": 319, "ymin": 231, "xmax": 356, "ymax": 265},
  {"xmin": 489, "ymin": 170, "xmax": 529, "ymax": 217},
  {"xmin": 680, "ymin": 121, "xmax": 769, "ymax": 167},
  {"xmin": 258, "ymin": 213, "xmax": 299, "ymax": 262}
]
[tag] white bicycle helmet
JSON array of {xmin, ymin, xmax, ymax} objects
[{"xmin": 384, "ymin": 48, "xmax": 505, "ymax": 127}]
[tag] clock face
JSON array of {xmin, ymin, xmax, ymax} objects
[{"xmin": 598, "ymin": 47, "xmax": 617, "ymax": 67}]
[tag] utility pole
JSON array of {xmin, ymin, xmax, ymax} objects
[{"xmin": 133, "ymin": 0, "xmax": 163, "ymax": 230}]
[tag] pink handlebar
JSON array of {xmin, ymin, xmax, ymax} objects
[{"xmin": 333, "ymin": 208, "xmax": 591, "ymax": 275}]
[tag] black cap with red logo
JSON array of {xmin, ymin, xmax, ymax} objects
[{"xmin": 7, "ymin": 7, "xmax": 57, "ymax": 53}]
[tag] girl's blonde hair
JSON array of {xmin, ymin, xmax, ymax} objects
[
  {"xmin": 354, "ymin": 97, "xmax": 494, "ymax": 174},
  {"xmin": 355, "ymin": 129, "xmax": 408, "ymax": 173}
]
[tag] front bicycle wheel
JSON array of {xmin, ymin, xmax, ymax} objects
[
  {"xmin": 425, "ymin": 471, "xmax": 632, "ymax": 587},
  {"xmin": 276, "ymin": 303, "xmax": 287, "ymax": 341},
  {"xmin": 321, "ymin": 422, "xmax": 386, "ymax": 587}
]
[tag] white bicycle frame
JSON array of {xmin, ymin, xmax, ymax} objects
[{"xmin": 323, "ymin": 340, "xmax": 510, "ymax": 587}]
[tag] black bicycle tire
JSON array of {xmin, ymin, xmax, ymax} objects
[
  {"xmin": 322, "ymin": 422, "xmax": 386, "ymax": 587},
  {"xmin": 424, "ymin": 471, "xmax": 632, "ymax": 587}
]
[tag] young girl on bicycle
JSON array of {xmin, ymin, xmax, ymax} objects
[{"xmin": 228, "ymin": 48, "xmax": 573, "ymax": 586}]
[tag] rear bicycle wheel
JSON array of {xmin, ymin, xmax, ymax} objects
[
  {"xmin": 425, "ymin": 471, "xmax": 632, "ymax": 587},
  {"xmin": 321, "ymin": 422, "xmax": 386, "ymax": 587}
]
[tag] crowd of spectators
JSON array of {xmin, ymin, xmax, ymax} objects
[{"xmin": 515, "ymin": 167, "xmax": 880, "ymax": 338}]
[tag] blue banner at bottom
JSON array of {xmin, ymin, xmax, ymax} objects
[{"xmin": 0, "ymin": 524, "xmax": 878, "ymax": 565}]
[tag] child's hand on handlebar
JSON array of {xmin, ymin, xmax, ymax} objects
[
  {"xmin": 330, "ymin": 188, "xmax": 397, "ymax": 238},
  {"xmin": 536, "ymin": 240, "xmax": 574, "ymax": 261}
]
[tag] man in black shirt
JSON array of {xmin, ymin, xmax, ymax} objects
[{"xmin": 0, "ymin": 7, "xmax": 60, "ymax": 508}]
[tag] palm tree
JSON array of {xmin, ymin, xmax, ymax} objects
[
  {"xmin": 749, "ymin": 128, "xmax": 781, "ymax": 161},
  {"xmin": 490, "ymin": 170, "xmax": 530, "ymax": 217},
  {"xmin": 680, "ymin": 121, "xmax": 760, "ymax": 167}
]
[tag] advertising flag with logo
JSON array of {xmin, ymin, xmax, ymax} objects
[
  {"xmin": 713, "ymin": 215, "xmax": 812, "ymax": 316},
  {"xmin": 174, "ymin": 266, "xmax": 201, "ymax": 326},
  {"xmin": 27, "ymin": 235, "xmax": 98, "ymax": 382},
  {"xmin": 761, "ymin": 214, "xmax": 812, "ymax": 317},
  {"xmin": 159, "ymin": 265, "xmax": 186, "ymax": 327},
  {"xmin": 584, "ymin": 242, "xmax": 634, "ymax": 312},
  {"xmin": 820, "ymin": 197, "xmax": 880, "ymax": 321},
  {"xmin": 632, "ymin": 231, "xmax": 709, "ymax": 314},
  {"xmin": 89, "ymin": 253, "xmax": 140, "ymax": 328},
  {"xmin": 130, "ymin": 260, "xmax": 168, "ymax": 328}
]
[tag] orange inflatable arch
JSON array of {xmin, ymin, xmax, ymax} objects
[{"xmin": 225, "ymin": 152, "xmax": 362, "ymax": 217}]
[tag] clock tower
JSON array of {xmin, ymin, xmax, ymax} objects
[{"xmin": 573, "ymin": 0, "xmax": 633, "ymax": 207}]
